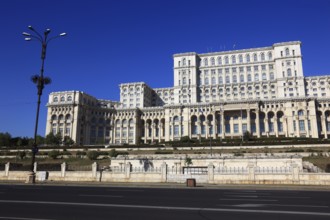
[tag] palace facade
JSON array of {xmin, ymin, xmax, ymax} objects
[{"xmin": 46, "ymin": 41, "xmax": 330, "ymax": 145}]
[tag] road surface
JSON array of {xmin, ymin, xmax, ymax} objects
[{"xmin": 0, "ymin": 184, "xmax": 329, "ymax": 220}]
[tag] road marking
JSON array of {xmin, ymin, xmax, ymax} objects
[
  {"xmin": 224, "ymin": 192, "xmax": 270, "ymax": 195},
  {"xmin": 0, "ymin": 199, "xmax": 329, "ymax": 217},
  {"xmin": 226, "ymin": 195, "xmax": 259, "ymax": 198},
  {"xmin": 226, "ymin": 204, "xmax": 329, "ymax": 208},
  {"xmin": 106, "ymin": 189, "xmax": 144, "ymax": 192},
  {"xmin": 0, "ymin": 217, "xmax": 53, "ymax": 220},
  {"xmin": 220, "ymin": 198, "xmax": 278, "ymax": 202},
  {"xmin": 79, "ymin": 194, "xmax": 123, "ymax": 198}
]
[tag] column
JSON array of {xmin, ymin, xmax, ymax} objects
[
  {"xmin": 265, "ymin": 118, "xmax": 269, "ymax": 137},
  {"xmin": 274, "ymin": 117, "xmax": 278, "ymax": 137},
  {"xmin": 158, "ymin": 123, "xmax": 161, "ymax": 142},
  {"xmin": 144, "ymin": 124, "xmax": 148, "ymax": 144},
  {"xmin": 321, "ymin": 114, "xmax": 328, "ymax": 139},
  {"xmin": 247, "ymin": 109, "xmax": 251, "ymax": 133},
  {"xmin": 221, "ymin": 112, "xmax": 225, "ymax": 139},
  {"xmin": 256, "ymin": 111, "xmax": 260, "ymax": 138},
  {"xmin": 295, "ymin": 116, "xmax": 300, "ymax": 137},
  {"xmin": 197, "ymin": 119, "xmax": 201, "ymax": 141},
  {"xmin": 151, "ymin": 123, "xmax": 155, "ymax": 143},
  {"xmin": 213, "ymin": 112, "xmax": 217, "ymax": 139},
  {"xmin": 305, "ymin": 118, "xmax": 310, "ymax": 137}
]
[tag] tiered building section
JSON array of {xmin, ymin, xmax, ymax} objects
[{"xmin": 46, "ymin": 41, "xmax": 330, "ymax": 145}]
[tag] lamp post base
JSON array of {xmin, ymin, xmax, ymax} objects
[{"xmin": 26, "ymin": 171, "xmax": 36, "ymax": 184}]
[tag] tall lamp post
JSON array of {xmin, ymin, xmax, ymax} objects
[{"xmin": 22, "ymin": 26, "xmax": 66, "ymax": 183}]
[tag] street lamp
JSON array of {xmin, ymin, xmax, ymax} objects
[{"xmin": 23, "ymin": 25, "xmax": 66, "ymax": 183}]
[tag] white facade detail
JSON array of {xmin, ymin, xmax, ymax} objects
[{"xmin": 46, "ymin": 41, "xmax": 330, "ymax": 145}]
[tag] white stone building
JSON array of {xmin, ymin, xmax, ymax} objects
[{"xmin": 46, "ymin": 41, "xmax": 330, "ymax": 145}]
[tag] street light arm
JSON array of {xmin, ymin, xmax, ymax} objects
[
  {"xmin": 46, "ymin": 33, "xmax": 67, "ymax": 44},
  {"xmin": 28, "ymin": 25, "xmax": 43, "ymax": 40}
]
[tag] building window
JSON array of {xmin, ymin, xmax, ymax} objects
[
  {"xmin": 270, "ymin": 72, "xmax": 274, "ymax": 80},
  {"xmin": 246, "ymin": 54, "xmax": 250, "ymax": 62},
  {"xmin": 203, "ymin": 58, "xmax": 208, "ymax": 66},
  {"xmin": 285, "ymin": 48, "xmax": 290, "ymax": 56},
  {"xmin": 234, "ymin": 124, "xmax": 239, "ymax": 133},
  {"xmin": 299, "ymin": 120, "xmax": 305, "ymax": 131},
  {"xmin": 262, "ymin": 73, "xmax": 267, "ymax": 81},
  {"xmin": 254, "ymin": 74, "xmax": 259, "ymax": 81},
  {"xmin": 53, "ymin": 97, "xmax": 58, "ymax": 102},
  {"xmin": 247, "ymin": 74, "xmax": 252, "ymax": 82},
  {"xmin": 219, "ymin": 77, "xmax": 223, "ymax": 84},
  {"xmin": 211, "ymin": 77, "xmax": 216, "ymax": 85},
  {"xmin": 217, "ymin": 57, "xmax": 222, "ymax": 65},
  {"xmin": 261, "ymin": 53, "xmax": 265, "ymax": 61},
  {"xmin": 225, "ymin": 56, "xmax": 229, "ymax": 64},
  {"xmin": 287, "ymin": 68, "xmax": 292, "ymax": 77},
  {"xmin": 205, "ymin": 77, "xmax": 209, "ymax": 85},
  {"xmin": 231, "ymin": 55, "xmax": 236, "ymax": 64},
  {"xmin": 225, "ymin": 123, "xmax": 230, "ymax": 133},
  {"xmin": 226, "ymin": 75, "xmax": 230, "ymax": 84},
  {"xmin": 278, "ymin": 121, "xmax": 283, "ymax": 132},
  {"xmin": 211, "ymin": 57, "xmax": 215, "ymax": 66},
  {"xmin": 239, "ymin": 55, "xmax": 243, "ymax": 63},
  {"xmin": 253, "ymin": 53, "xmax": 258, "ymax": 62},
  {"xmin": 233, "ymin": 75, "xmax": 237, "ymax": 83},
  {"xmin": 240, "ymin": 74, "xmax": 244, "ymax": 82},
  {"xmin": 268, "ymin": 52, "xmax": 272, "ymax": 60}
]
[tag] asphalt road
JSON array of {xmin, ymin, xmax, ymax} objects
[{"xmin": 0, "ymin": 184, "xmax": 330, "ymax": 220}]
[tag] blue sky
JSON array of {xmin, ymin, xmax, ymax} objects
[{"xmin": 0, "ymin": 0, "xmax": 330, "ymax": 138}]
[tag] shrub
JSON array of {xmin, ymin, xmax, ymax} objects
[
  {"xmin": 87, "ymin": 151, "xmax": 100, "ymax": 160},
  {"xmin": 109, "ymin": 149, "xmax": 118, "ymax": 158},
  {"xmin": 48, "ymin": 150, "xmax": 60, "ymax": 159},
  {"xmin": 18, "ymin": 151, "xmax": 26, "ymax": 160}
]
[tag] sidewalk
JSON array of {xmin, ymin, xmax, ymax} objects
[{"xmin": 1, "ymin": 179, "xmax": 330, "ymax": 191}]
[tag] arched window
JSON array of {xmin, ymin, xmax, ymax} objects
[
  {"xmin": 270, "ymin": 72, "xmax": 275, "ymax": 80},
  {"xmin": 60, "ymin": 96, "xmax": 65, "ymax": 102},
  {"xmin": 224, "ymin": 56, "xmax": 229, "ymax": 64},
  {"xmin": 205, "ymin": 77, "xmax": 209, "ymax": 85},
  {"xmin": 65, "ymin": 114, "xmax": 71, "ymax": 121},
  {"xmin": 51, "ymin": 115, "xmax": 57, "ymax": 121},
  {"xmin": 211, "ymin": 77, "xmax": 216, "ymax": 85},
  {"xmin": 268, "ymin": 52, "xmax": 273, "ymax": 60},
  {"xmin": 53, "ymin": 97, "xmax": 58, "ymax": 102},
  {"xmin": 203, "ymin": 58, "xmax": 208, "ymax": 66},
  {"xmin": 225, "ymin": 75, "xmax": 230, "ymax": 84},
  {"xmin": 240, "ymin": 74, "xmax": 244, "ymax": 82},
  {"xmin": 67, "ymin": 96, "xmax": 72, "ymax": 102},
  {"xmin": 210, "ymin": 57, "xmax": 215, "ymax": 66},
  {"xmin": 239, "ymin": 55, "xmax": 243, "ymax": 63},
  {"xmin": 298, "ymin": 110, "xmax": 304, "ymax": 116},
  {"xmin": 246, "ymin": 54, "xmax": 250, "ymax": 63},
  {"xmin": 218, "ymin": 76, "xmax": 223, "ymax": 84},
  {"xmin": 287, "ymin": 68, "xmax": 292, "ymax": 77},
  {"xmin": 217, "ymin": 57, "xmax": 222, "ymax": 65},
  {"xmin": 247, "ymin": 74, "xmax": 252, "ymax": 82},
  {"xmin": 253, "ymin": 53, "xmax": 258, "ymax": 62},
  {"xmin": 285, "ymin": 48, "xmax": 290, "ymax": 56},
  {"xmin": 173, "ymin": 116, "xmax": 179, "ymax": 123},
  {"xmin": 182, "ymin": 58, "xmax": 186, "ymax": 66},
  {"xmin": 182, "ymin": 77, "xmax": 187, "ymax": 85},
  {"xmin": 261, "ymin": 53, "xmax": 265, "ymax": 61},
  {"xmin": 58, "ymin": 115, "xmax": 64, "ymax": 121},
  {"xmin": 262, "ymin": 73, "xmax": 267, "ymax": 81},
  {"xmin": 233, "ymin": 75, "xmax": 237, "ymax": 83},
  {"xmin": 178, "ymin": 61, "xmax": 181, "ymax": 67},
  {"xmin": 231, "ymin": 55, "xmax": 236, "ymax": 64},
  {"xmin": 255, "ymin": 73, "xmax": 259, "ymax": 81}
]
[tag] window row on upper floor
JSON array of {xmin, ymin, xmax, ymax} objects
[
  {"xmin": 198, "ymin": 64, "xmax": 274, "ymax": 76},
  {"xmin": 200, "ymin": 52, "xmax": 273, "ymax": 67},
  {"xmin": 53, "ymin": 95, "xmax": 73, "ymax": 103},
  {"xmin": 196, "ymin": 72, "xmax": 275, "ymax": 85},
  {"xmin": 198, "ymin": 84, "xmax": 276, "ymax": 94}
]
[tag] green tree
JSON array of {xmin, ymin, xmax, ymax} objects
[
  {"xmin": 48, "ymin": 150, "xmax": 60, "ymax": 159},
  {"xmin": 63, "ymin": 136, "xmax": 74, "ymax": 146},
  {"xmin": 45, "ymin": 133, "xmax": 62, "ymax": 146},
  {"xmin": 185, "ymin": 156, "xmax": 193, "ymax": 166},
  {"xmin": 0, "ymin": 132, "xmax": 12, "ymax": 147},
  {"xmin": 87, "ymin": 151, "xmax": 100, "ymax": 160}
]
